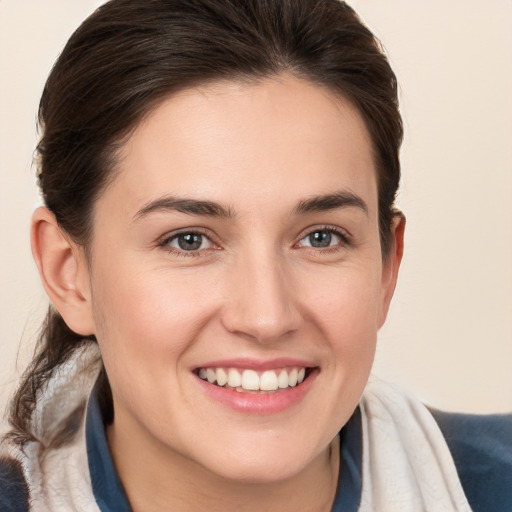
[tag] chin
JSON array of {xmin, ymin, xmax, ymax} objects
[
  {"xmin": 190, "ymin": 433, "xmax": 327, "ymax": 485},
  {"xmin": 204, "ymin": 457, "xmax": 307, "ymax": 485}
]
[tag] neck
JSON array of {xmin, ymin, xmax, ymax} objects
[{"xmin": 107, "ymin": 418, "xmax": 340, "ymax": 512}]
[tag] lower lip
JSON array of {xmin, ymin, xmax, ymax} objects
[{"xmin": 194, "ymin": 369, "xmax": 318, "ymax": 414}]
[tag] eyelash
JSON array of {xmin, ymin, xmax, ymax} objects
[
  {"xmin": 296, "ymin": 225, "xmax": 352, "ymax": 253},
  {"xmin": 157, "ymin": 229, "xmax": 218, "ymax": 258},
  {"xmin": 157, "ymin": 225, "xmax": 351, "ymax": 258}
]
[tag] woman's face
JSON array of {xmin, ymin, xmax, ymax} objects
[{"xmin": 84, "ymin": 74, "xmax": 402, "ymax": 483}]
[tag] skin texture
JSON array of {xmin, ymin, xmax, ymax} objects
[{"xmin": 31, "ymin": 74, "xmax": 404, "ymax": 512}]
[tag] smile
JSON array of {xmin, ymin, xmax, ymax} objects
[{"xmin": 196, "ymin": 367, "xmax": 309, "ymax": 393}]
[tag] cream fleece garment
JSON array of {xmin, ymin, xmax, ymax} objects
[{"xmin": 2, "ymin": 343, "xmax": 471, "ymax": 511}]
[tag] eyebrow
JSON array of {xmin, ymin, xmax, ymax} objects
[
  {"xmin": 294, "ymin": 190, "xmax": 368, "ymax": 216},
  {"xmin": 132, "ymin": 189, "xmax": 368, "ymax": 223},
  {"xmin": 133, "ymin": 196, "xmax": 235, "ymax": 222}
]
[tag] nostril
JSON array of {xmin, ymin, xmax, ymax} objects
[{"xmin": 220, "ymin": 302, "xmax": 303, "ymax": 343}]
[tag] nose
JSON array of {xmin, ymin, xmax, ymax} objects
[{"xmin": 220, "ymin": 251, "xmax": 303, "ymax": 343}]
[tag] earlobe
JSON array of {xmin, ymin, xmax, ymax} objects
[
  {"xmin": 378, "ymin": 213, "xmax": 406, "ymax": 328},
  {"xmin": 31, "ymin": 207, "xmax": 95, "ymax": 336}
]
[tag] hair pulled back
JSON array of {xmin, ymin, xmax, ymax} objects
[{"xmin": 8, "ymin": 0, "xmax": 403, "ymax": 445}]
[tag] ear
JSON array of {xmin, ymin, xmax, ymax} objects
[
  {"xmin": 31, "ymin": 207, "xmax": 95, "ymax": 336},
  {"xmin": 378, "ymin": 212, "xmax": 406, "ymax": 328}
]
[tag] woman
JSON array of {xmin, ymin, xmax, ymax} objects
[{"xmin": 1, "ymin": 1, "xmax": 510, "ymax": 511}]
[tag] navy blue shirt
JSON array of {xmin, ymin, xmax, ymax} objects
[
  {"xmin": 2, "ymin": 392, "xmax": 511, "ymax": 511},
  {"xmin": 431, "ymin": 408, "xmax": 512, "ymax": 512},
  {"xmin": 85, "ymin": 394, "xmax": 512, "ymax": 512}
]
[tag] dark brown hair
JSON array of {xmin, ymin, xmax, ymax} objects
[{"xmin": 8, "ymin": 0, "xmax": 403, "ymax": 444}]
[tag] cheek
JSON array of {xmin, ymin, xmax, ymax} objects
[
  {"xmin": 306, "ymin": 265, "xmax": 381, "ymax": 389},
  {"xmin": 309, "ymin": 263, "xmax": 382, "ymax": 336},
  {"xmin": 89, "ymin": 262, "xmax": 220, "ymax": 383}
]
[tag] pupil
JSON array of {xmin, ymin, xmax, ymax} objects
[
  {"xmin": 178, "ymin": 233, "xmax": 202, "ymax": 250},
  {"xmin": 310, "ymin": 231, "xmax": 331, "ymax": 248}
]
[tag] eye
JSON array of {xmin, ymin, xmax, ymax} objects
[
  {"xmin": 297, "ymin": 228, "xmax": 347, "ymax": 249},
  {"xmin": 164, "ymin": 232, "xmax": 214, "ymax": 253}
]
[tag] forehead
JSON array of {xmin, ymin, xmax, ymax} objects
[{"xmin": 103, "ymin": 74, "xmax": 378, "ymax": 220}]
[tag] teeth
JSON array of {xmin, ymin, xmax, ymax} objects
[
  {"xmin": 242, "ymin": 369, "xmax": 260, "ymax": 390},
  {"xmin": 227, "ymin": 368, "xmax": 242, "ymax": 388},
  {"xmin": 260, "ymin": 370, "xmax": 278, "ymax": 391},
  {"xmin": 277, "ymin": 369, "xmax": 289, "ymax": 389},
  {"xmin": 198, "ymin": 366, "xmax": 309, "ymax": 392},
  {"xmin": 206, "ymin": 368, "xmax": 216, "ymax": 384},
  {"xmin": 216, "ymin": 368, "xmax": 228, "ymax": 386}
]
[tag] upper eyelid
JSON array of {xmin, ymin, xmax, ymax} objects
[
  {"xmin": 156, "ymin": 224, "xmax": 350, "ymax": 249},
  {"xmin": 158, "ymin": 228, "xmax": 217, "ymax": 247},
  {"xmin": 160, "ymin": 226, "xmax": 212, "ymax": 239},
  {"xmin": 294, "ymin": 227, "xmax": 352, "ymax": 253},
  {"xmin": 297, "ymin": 225, "xmax": 351, "ymax": 241}
]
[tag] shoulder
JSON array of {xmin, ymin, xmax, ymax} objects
[
  {"xmin": 0, "ymin": 455, "xmax": 30, "ymax": 512},
  {"xmin": 430, "ymin": 408, "xmax": 512, "ymax": 512}
]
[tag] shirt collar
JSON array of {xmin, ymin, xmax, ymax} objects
[{"xmin": 85, "ymin": 381, "xmax": 362, "ymax": 512}]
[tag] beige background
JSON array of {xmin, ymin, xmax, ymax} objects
[{"xmin": 1, "ymin": 0, "xmax": 511, "ymax": 426}]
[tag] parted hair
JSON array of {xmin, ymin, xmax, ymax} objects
[{"xmin": 7, "ymin": 0, "xmax": 403, "ymax": 445}]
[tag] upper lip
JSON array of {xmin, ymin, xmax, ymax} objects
[{"xmin": 193, "ymin": 357, "xmax": 317, "ymax": 371}]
